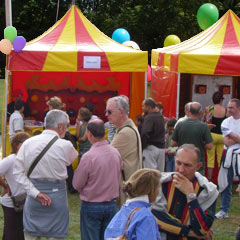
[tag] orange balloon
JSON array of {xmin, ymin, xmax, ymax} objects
[
  {"xmin": 0, "ymin": 39, "xmax": 12, "ymax": 55},
  {"xmin": 80, "ymin": 96, "xmax": 85, "ymax": 103},
  {"xmin": 31, "ymin": 95, "xmax": 39, "ymax": 102}
]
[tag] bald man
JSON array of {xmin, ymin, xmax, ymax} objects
[{"xmin": 171, "ymin": 102, "xmax": 213, "ymax": 173}]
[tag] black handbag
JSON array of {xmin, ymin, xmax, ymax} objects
[{"xmin": 11, "ymin": 136, "xmax": 58, "ymax": 212}]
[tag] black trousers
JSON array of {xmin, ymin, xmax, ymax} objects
[{"xmin": 2, "ymin": 205, "xmax": 24, "ymax": 240}]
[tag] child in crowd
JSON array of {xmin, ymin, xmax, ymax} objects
[
  {"xmin": 104, "ymin": 168, "xmax": 161, "ymax": 240},
  {"xmin": 165, "ymin": 118, "xmax": 177, "ymax": 172},
  {"xmin": 136, "ymin": 114, "xmax": 144, "ymax": 134}
]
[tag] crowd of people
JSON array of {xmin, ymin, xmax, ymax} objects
[{"xmin": 1, "ymin": 92, "xmax": 240, "ymax": 240}]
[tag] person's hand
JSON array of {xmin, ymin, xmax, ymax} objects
[
  {"xmin": 173, "ymin": 173, "xmax": 194, "ymax": 195},
  {"xmin": 36, "ymin": 192, "xmax": 52, "ymax": 206},
  {"xmin": 167, "ymin": 150, "xmax": 176, "ymax": 156},
  {"xmin": 207, "ymin": 123, "xmax": 216, "ymax": 130},
  {"xmin": 189, "ymin": 229, "xmax": 213, "ymax": 239},
  {"xmin": 1, "ymin": 185, "xmax": 11, "ymax": 197}
]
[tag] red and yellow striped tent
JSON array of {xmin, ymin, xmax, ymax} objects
[
  {"xmin": 5, "ymin": 5, "xmax": 147, "ymax": 119},
  {"xmin": 2, "ymin": 5, "xmax": 148, "ymax": 156},
  {"xmin": 151, "ymin": 10, "xmax": 240, "ymax": 117}
]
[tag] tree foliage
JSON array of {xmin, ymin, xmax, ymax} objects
[{"xmin": 0, "ymin": 0, "xmax": 240, "ymax": 78}]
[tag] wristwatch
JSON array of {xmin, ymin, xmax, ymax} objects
[{"xmin": 186, "ymin": 193, "xmax": 196, "ymax": 201}]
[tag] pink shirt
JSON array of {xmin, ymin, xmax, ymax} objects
[{"xmin": 73, "ymin": 140, "xmax": 122, "ymax": 202}]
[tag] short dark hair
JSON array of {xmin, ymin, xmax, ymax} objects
[
  {"xmin": 230, "ymin": 98, "xmax": 240, "ymax": 107},
  {"xmin": 156, "ymin": 102, "xmax": 163, "ymax": 111},
  {"xmin": 144, "ymin": 98, "xmax": 156, "ymax": 109},
  {"xmin": 167, "ymin": 118, "xmax": 177, "ymax": 128},
  {"xmin": 14, "ymin": 99, "xmax": 24, "ymax": 111},
  {"xmin": 87, "ymin": 120, "xmax": 105, "ymax": 138},
  {"xmin": 212, "ymin": 91, "xmax": 224, "ymax": 104},
  {"xmin": 85, "ymin": 102, "xmax": 95, "ymax": 113}
]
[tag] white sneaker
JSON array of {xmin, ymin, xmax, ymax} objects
[{"xmin": 215, "ymin": 210, "xmax": 229, "ymax": 219}]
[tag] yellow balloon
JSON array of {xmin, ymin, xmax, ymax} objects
[
  {"xmin": 164, "ymin": 35, "xmax": 181, "ymax": 47},
  {"xmin": 31, "ymin": 95, "xmax": 39, "ymax": 102},
  {"xmin": 0, "ymin": 39, "xmax": 12, "ymax": 55}
]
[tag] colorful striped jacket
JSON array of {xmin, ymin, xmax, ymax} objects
[{"xmin": 152, "ymin": 172, "xmax": 218, "ymax": 240}]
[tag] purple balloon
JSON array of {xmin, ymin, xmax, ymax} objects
[{"xmin": 13, "ymin": 36, "xmax": 26, "ymax": 53}]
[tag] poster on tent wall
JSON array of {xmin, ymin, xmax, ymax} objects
[
  {"xmin": 192, "ymin": 75, "xmax": 232, "ymax": 110},
  {"xmin": 151, "ymin": 68, "xmax": 178, "ymax": 118},
  {"xmin": 11, "ymin": 71, "xmax": 130, "ymax": 123}
]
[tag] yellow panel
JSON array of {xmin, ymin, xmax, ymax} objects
[
  {"xmin": 76, "ymin": 8, "xmax": 148, "ymax": 72},
  {"xmin": 43, "ymin": 8, "xmax": 77, "ymax": 71},
  {"xmin": 163, "ymin": 53, "xmax": 171, "ymax": 71},
  {"xmin": 178, "ymin": 15, "xmax": 228, "ymax": 74},
  {"xmin": 151, "ymin": 50, "xmax": 160, "ymax": 67}
]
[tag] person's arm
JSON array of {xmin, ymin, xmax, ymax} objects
[
  {"xmin": 226, "ymin": 132, "xmax": 240, "ymax": 144},
  {"xmin": 72, "ymin": 155, "xmax": 90, "ymax": 191},
  {"xmin": 205, "ymin": 142, "xmax": 213, "ymax": 150},
  {"xmin": 0, "ymin": 157, "xmax": 12, "ymax": 196},
  {"xmin": 78, "ymin": 127, "xmax": 88, "ymax": 142},
  {"xmin": 13, "ymin": 144, "xmax": 42, "ymax": 199},
  {"xmin": 223, "ymin": 136, "xmax": 236, "ymax": 147},
  {"xmin": 204, "ymin": 124, "xmax": 213, "ymax": 150},
  {"xmin": 0, "ymin": 177, "xmax": 11, "ymax": 196},
  {"xmin": 171, "ymin": 126, "xmax": 179, "ymax": 147}
]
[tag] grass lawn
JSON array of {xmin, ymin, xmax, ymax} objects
[{"xmin": 0, "ymin": 186, "xmax": 239, "ymax": 239}]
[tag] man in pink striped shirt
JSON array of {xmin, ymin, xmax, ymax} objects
[{"xmin": 73, "ymin": 119, "xmax": 122, "ymax": 240}]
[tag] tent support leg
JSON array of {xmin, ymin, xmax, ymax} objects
[
  {"xmin": 176, "ymin": 73, "xmax": 181, "ymax": 119},
  {"xmin": 2, "ymin": 70, "xmax": 9, "ymax": 157},
  {"xmin": 144, "ymin": 72, "xmax": 147, "ymax": 99}
]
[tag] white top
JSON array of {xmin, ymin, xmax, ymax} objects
[
  {"xmin": 221, "ymin": 116, "xmax": 240, "ymax": 150},
  {"xmin": 0, "ymin": 154, "xmax": 26, "ymax": 208},
  {"xmin": 13, "ymin": 130, "xmax": 78, "ymax": 198},
  {"xmin": 174, "ymin": 115, "xmax": 188, "ymax": 128},
  {"xmin": 9, "ymin": 110, "xmax": 24, "ymax": 140}
]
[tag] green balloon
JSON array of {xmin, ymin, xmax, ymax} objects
[
  {"xmin": 4, "ymin": 26, "xmax": 17, "ymax": 43},
  {"xmin": 164, "ymin": 35, "xmax": 181, "ymax": 47},
  {"xmin": 197, "ymin": 3, "xmax": 219, "ymax": 30}
]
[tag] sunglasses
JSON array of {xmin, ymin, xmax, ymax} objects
[{"xmin": 105, "ymin": 109, "xmax": 113, "ymax": 115}]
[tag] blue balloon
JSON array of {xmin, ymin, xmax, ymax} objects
[{"xmin": 112, "ymin": 28, "xmax": 130, "ymax": 44}]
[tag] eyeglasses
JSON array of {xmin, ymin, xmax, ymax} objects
[{"xmin": 105, "ymin": 109, "xmax": 113, "ymax": 115}]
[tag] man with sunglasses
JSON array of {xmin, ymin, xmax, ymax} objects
[{"xmin": 105, "ymin": 96, "xmax": 142, "ymax": 206}]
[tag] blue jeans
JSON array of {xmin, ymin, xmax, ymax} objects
[
  {"xmin": 220, "ymin": 166, "xmax": 233, "ymax": 213},
  {"xmin": 80, "ymin": 200, "xmax": 117, "ymax": 240},
  {"xmin": 166, "ymin": 155, "xmax": 175, "ymax": 172}
]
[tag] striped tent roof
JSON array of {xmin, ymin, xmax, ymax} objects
[
  {"xmin": 7, "ymin": 5, "xmax": 147, "ymax": 72},
  {"xmin": 151, "ymin": 10, "xmax": 240, "ymax": 76}
]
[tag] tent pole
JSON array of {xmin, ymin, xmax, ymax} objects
[
  {"xmin": 144, "ymin": 72, "xmax": 147, "ymax": 99},
  {"xmin": 2, "ymin": 70, "xmax": 9, "ymax": 157},
  {"xmin": 176, "ymin": 73, "xmax": 181, "ymax": 119}
]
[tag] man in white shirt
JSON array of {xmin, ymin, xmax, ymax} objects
[
  {"xmin": 13, "ymin": 109, "xmax": 78, "ymax": 240},
  {"xmin": 9, "ymin": 99, "xmax": 25, "ymax": 141},
  {"xmin": 215, "ymin": 98, "xmax": 240, "ymax": 219},
  {"xmin": 174, "ymin": 102, "xmax": 191, "ymax": 128}
]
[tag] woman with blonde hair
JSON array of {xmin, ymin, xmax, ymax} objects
[{"xmin": 104, "ymin": 168, "xmax": 161, "ymax": 240}]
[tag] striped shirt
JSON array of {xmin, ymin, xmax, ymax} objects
[{"xmin": 152, "ymin": 177, "xmax": 216, "ymax": 240}]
